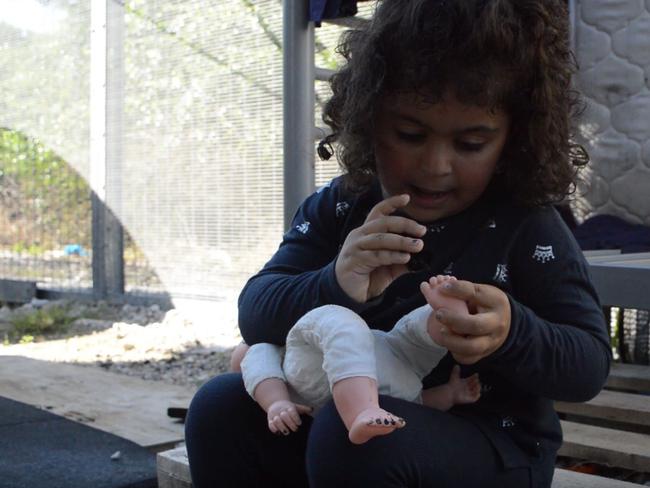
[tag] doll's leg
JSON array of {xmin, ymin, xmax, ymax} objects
[
  {"xmin": 420, "ymin": 275, "xmax": 468, "ymax": 344},
  {"xmin": 332, "ymin": 376, "xmax": 405, "ymax": 444},
  {"xmin": 285, "ymin": 305, "xmax": 405, "ymax": 444}
]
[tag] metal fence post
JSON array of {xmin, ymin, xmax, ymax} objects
[
  {"xmin": 90, "ymin": 0, "xmax": 124, "ymax": 301},
  {"xmin": 283, "ymin": 0, "xmax": 315, "ymax": 231}
]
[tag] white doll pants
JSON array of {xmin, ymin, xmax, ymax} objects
[{"xmin": 241, "ymin": 304, "xmax": 447, "ymax": 411}]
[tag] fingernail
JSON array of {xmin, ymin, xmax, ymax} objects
[
  {"xmin": 443, "ymin": 282, "xmax": 452, "ymax": 289},
  {"xmin": 440, "ymin": 326, "xmax": 447, "ymax": 335},
  {"xmin": 282, "ymin": 430, "xmax": 289, "ymax": 435},
  {"xmin": 435, "ymin": 310, "xmax": 443, "ymax": 320}
]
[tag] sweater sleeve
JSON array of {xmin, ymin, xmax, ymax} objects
[
  {"xmin": 488, "ymin": 207, "xmax": 612, "ymax": 402},
  {"xmin": 238, "ymin": 179, "xmax": 368, "ymax": 346}
]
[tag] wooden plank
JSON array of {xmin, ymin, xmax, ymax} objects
[
  {"xmin": 157, "ymin": 445, "xmax": 192, "ymax": 488},
  {"xmin": 607, "ymin": 363, "xmax": 650, "ymax": 392},
  {"xmin": 552, "ymin": 468, "xmax": 645, "ymax": 487},
  {"xmin": 559, "ymin": 420, "xmax": 650, "ymax": 472},
  {"xmin": 586, "ymin": 252, "xmax": 650, "ymax": 263},
  {"xmin": 583, "ymin": 249, "xmax": 621, "ymax": 258},
  {"xmin": 589, "ymin": 264, "xmax": 650, "ymax": 309},
  {"xmin": 0, "ymin": 355, "xmax": 195, "ymax": 450},
  {"xmin": 555, "ymin": 390, "xmax": 650, "ymax": 426},
  {"xmin": 0, "ymin": 279, "xmax": 36, "ymax": 303}
]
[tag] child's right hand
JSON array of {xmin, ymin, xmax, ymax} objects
[
  {"xmin": 266, "ymin": 399, "xmax": 313, "ymax": 436},
  {"xmin": 335, "ymin": 194, "xmax": 426, "ymax": 303}
]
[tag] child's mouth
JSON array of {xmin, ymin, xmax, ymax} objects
[{"xmin": 409, "ymin": 185, "xmax": 451, "ymax": 206}]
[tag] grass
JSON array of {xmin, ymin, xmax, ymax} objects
[{"xmin": 6, "ymin": 304, "xmax": 74, "ymax": 343}]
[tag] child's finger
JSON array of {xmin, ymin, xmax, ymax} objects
[
  {"xmin": 356, "ymin": 232, "xmax": 424, "ymax": 253},
  {"xmin": 360, "ymin": 214, "xmax": 426, "ymax": 238},
  {"xmin": 365, "ymin": 194, "xmax": 411, "ymax": 221}
]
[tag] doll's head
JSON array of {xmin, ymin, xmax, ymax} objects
[{"xmin": 322, "ymin": 0, "xmax": 587, "ymax": 208}]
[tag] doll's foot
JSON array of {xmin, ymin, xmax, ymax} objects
[
  {"xmin": 348, "ymin": 407, "xmax": 405, "ymax": 444},
  {"xmin": 420, "ymin": 276, "xmax": 468, "ymax": 344}
]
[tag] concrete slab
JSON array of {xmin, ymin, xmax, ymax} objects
[{"xmin": 0, "ymin": 355, "xmax": 196, "ymax": 450}]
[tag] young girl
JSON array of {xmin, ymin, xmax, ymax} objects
[{"xmin": 185, "ymin": 1, "xmax": 612, "ymax": 487}]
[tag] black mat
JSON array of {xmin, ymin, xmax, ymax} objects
[{"xmin": 0, "ymin": 396, "xmax": 157, "ymax": 488}]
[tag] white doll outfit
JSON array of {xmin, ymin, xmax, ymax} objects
[{"xmin": 241, "ymin": 304, "xmax": 446, "ymax": 411}]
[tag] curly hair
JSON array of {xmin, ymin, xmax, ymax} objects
[{"xmin": 321, "ymin": 0, "xmax": 588, "ymax": 206}]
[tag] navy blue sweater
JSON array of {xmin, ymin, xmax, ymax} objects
[{"xmin": 238, "ymin": 176, "xmax": 611, "ymax": 467}]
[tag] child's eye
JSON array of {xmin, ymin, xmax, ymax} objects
[
  {"xmin": 456, "ymin": 141, "xmax": 485, "ymax": 152},
  {"xmin": 396, "ymin": 131, "xmax": 425, "ymax": 143}
]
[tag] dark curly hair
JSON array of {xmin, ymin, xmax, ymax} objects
[{"xmin": 321, "ymin": 0, "xmax": 588, "ymax": 206}]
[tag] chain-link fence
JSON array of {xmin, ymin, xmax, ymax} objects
[{"xmin": 0, "ymin": 0, "xmax": 374, "ymax": 304}]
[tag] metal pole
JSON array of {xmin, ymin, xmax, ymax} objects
[
  {"xmin": 283, "ymin": 0, "xmax": 315, "ymax": 231},
  {"xmin": 90, "ymin": 0, "xmax": 125, "ymax": 300}
]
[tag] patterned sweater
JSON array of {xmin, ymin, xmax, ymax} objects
[{"xmin": 238, "ymin": 176, "xmax": 611, "ymax": 470}]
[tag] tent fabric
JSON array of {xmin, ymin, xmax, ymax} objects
[{"xmin": 310, "ymin": 0, "xmax": 358, "ymax": 25}]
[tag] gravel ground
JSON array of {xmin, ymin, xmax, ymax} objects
[{"xmin": 0, "ymin": 298, "xmax": 242, "ymax": 389}]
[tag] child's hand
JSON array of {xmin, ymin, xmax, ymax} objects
[
  {"xmin": 266, "ymin": 399, "xmax": 313, "ymax": 436},
  {"xmin": 335, "ymin": 194, "xmax": 426, "ymax": 303},
  {"xmin": 428, "ymin": 279, "xmax": 511, "ymax": 365}
]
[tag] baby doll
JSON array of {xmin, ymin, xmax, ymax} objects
[{"xmin": 240, "ymin": 275, "xmax": 480, "ymax": 444}]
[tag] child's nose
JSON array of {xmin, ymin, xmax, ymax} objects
[{"xmin": 420, "ymin": 144, "xmax": 453, "ymax": 176}]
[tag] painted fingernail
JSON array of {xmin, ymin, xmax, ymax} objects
[
  {"xmin": 384, "ymin": 418, "xmax": 390, "ymax": 425},
  {"xmin": 391, "ymin": 419, "xmax": 396, "ymax": 425},
  {"xmin": 375, "ymin": 418, "xmax": 382, "ymax": 424}
]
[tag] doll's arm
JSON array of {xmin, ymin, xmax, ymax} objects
[
  {"xmin": 421, "ymin": 365, "xmax": 480, "ymax": 411},
  {"xmin": 240, "ymin": 343, "xmax": 312, "ymax": 435}
]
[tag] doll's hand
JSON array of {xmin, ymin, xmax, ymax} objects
[
  {"xmin": 266, "ymin": 400, "xmax": 313, "ymax": 436},
  {"xmin": 335, "ymin": 194, "xmax": 426, "ymax": 303},
  {"xmin": 429, "ymin": 279, "xmax": 511, "ymax": 365}
]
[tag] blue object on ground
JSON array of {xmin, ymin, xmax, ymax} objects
[
  {"xmin": 64, "ymin": 244, "xmax": 87, "ymax": 256},
  {"xmin": 0, "ymin": 396, "xmax": 157, "ymax": 488}
]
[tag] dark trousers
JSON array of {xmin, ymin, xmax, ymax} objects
[{"xmin": 185, "ymin": 373, "xmax": 547, "ymax": 488}]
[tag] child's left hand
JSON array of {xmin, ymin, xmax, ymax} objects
[{"xmin": 431, "ymin": 279, "xmax": 511, "ymax": 365}]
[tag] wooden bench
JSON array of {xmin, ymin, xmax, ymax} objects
[
  {"xmin": 156, "ymin": 444, "xmax": 647, "ymax": 488},
  {"xmin": 555, "ymin": 362, "xmax": 650, "ymax": 477}
]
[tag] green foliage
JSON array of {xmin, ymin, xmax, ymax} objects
[
  {"xmin": 8, "ymin": 305, "xmax": 74, "ymax": 342},
  {"xmin": 0, "ymin": 127, "xmax": 91, "ymax": 250}
]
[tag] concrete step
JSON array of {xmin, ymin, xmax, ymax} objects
[
  {"xmin": 559, "ymin": 420, "xmax": 650, "ymax": 473},
  {"xmin": 556, "ymin": 389, "xmax": 650, "ymax": 427},
  {"xmin": 607, "ymin": 363, "xmax": 650, "ymax": 392}
]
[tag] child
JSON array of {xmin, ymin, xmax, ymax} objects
[
  {"xmin": 186, "ymin": 1, "xmax": 612, "ymax": 487},
  {"xmin": 240, "ymin": 275, "xmax": 481, "ymax": 445}
]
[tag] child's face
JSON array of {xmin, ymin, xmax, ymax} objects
[{"xmin": 373, "ymin": 92, "xmax": 510, "ymax": 223}]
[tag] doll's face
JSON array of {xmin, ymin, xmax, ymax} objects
[{"xmin": 373, "ymin": 92, "xmax": 510, "ymax": 223}]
